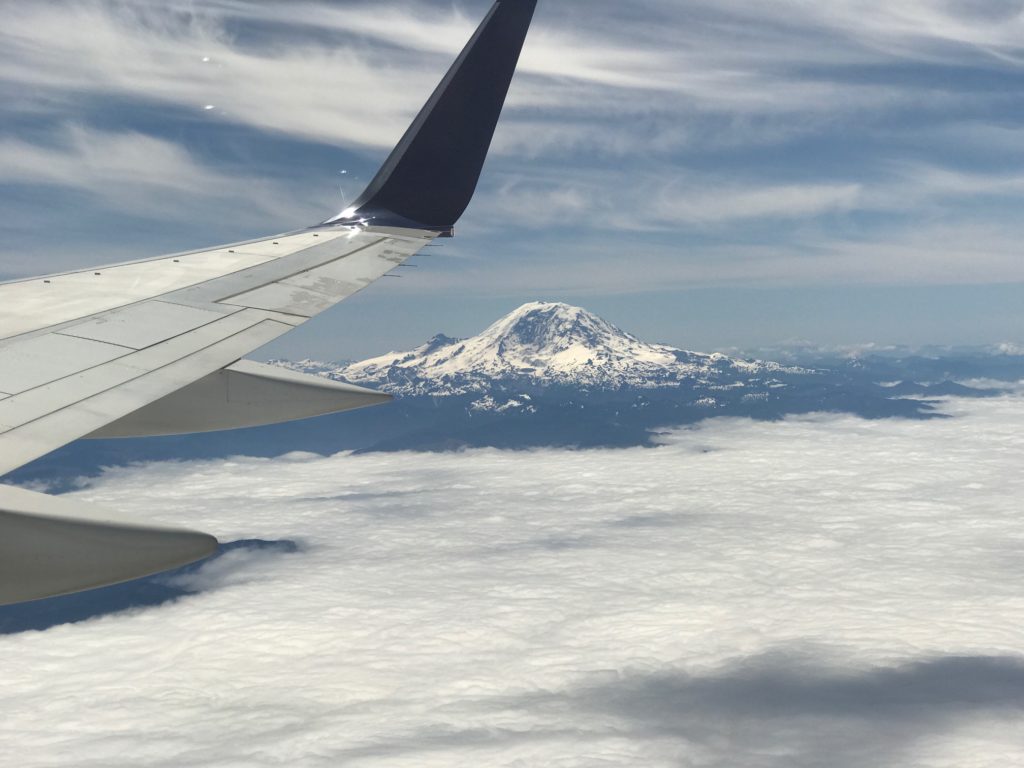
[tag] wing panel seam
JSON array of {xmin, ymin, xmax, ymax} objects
[
  {"xmin": 0, "ymin": 319, "xmax": 291, "ymax": 435},
  {"xmin": 53, "ymin": 300, "xmax": 244, "ymax": 352}
]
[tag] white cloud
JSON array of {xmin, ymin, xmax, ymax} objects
[
  {"xmin": 389, "ymin": 201, "xmax": 1024, "ymax": 298},
  {"xmin": 468, "ymin": 157, "xmax": 1024, "ymax": 237},
  {"xmin": 0, "ymin": 124, "xmax": 332, "ymax": 277},
  {"xmin": 471, "ymin": 171, "xmax": 865, "ymax": 232},
  {"xmin": 0, "ymin": 125, "xmax": 299, "ymax": 217},
  {"xmin": 652, "ymin": 181, "xmax": 863, "ymax": 225},
  {"xmin": 2, "ymin": 0, "xmax": 1019, "ymax": 153},
  {"xmin": 636, "ymin": 0, "xmax": 1024, "ymax": 66},
  {"xmin": 0, "ymin": 1, "xmax": 438, "ymax": 148},
  {"xmin": 3, "ymin": 395, "xmax": 1024, "ymax": 765}
]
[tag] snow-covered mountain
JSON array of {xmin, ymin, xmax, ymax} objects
[{"xmin": 282, "ymin": 302, "xmax": 805, "ymax": 396}]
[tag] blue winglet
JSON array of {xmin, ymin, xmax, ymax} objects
[{"xmin": 325, "ymin": 0, "xmax": 538, "ymax": 235}]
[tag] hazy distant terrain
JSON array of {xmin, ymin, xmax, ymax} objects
[{"xmin": 8, "ymin": 302, "xmax": 1023, "ymax": 487}]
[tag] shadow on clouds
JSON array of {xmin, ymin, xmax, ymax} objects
[
  {"xmin": 0, "ymin": 539, "xmax": 299, "ymax": 635},
  {"xmin": 564, "ymin": 651, "xmax": 1024, "ymax": 767},
  {"xmin": 311, "ymin": 651, "xmax": 1024, "ymax": 765}
]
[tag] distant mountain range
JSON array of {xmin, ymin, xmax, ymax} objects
[{"xmin": 8, "ymin": 302, "xmax": 1020, "ymax": 487}]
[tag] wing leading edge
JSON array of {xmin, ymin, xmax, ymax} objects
[{"xmin": 0, "ymin": 0, "xmax": 538, "ymax": 606}]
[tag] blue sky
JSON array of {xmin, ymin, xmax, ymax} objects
[{"xmin": 1, "ymin": 0, "xmax": 1024, "ymax": 359}]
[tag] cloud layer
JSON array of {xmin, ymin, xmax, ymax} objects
[{"xmin": 3, "ymin": 393, "xmax": 1024, "ymax": 766}]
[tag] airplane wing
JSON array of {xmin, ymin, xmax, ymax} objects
[{"xmin": 0, "ymin": 0, "xmax": 538, "ymax": 606}]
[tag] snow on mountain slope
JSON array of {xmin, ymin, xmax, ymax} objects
[{"xmin": 281, "ymin": 302, "xmax": 805, "ymax": 397}]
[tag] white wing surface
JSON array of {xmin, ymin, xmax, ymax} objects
[
  {"xmin": 0, "ymin": 226, "xmax": 433, "ymax": 476},
  {"xmin": 0, "ymin": 0, "xmax": 538, "ymax": 605}
]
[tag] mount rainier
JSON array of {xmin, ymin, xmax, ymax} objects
[{"xmin": 280, "ymin": 302, "xmax": 806, "ymax": 403}]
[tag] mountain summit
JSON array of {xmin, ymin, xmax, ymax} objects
[{"xmin": 295, "ymin": 302, "xmax": 798, "ymax": 396}]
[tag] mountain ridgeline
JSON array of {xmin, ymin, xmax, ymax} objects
[{"xmin": 11, "ymin": 301, "xmax": 1010, "ymax": 485}]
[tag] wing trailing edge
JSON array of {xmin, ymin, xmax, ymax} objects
[{"xmin": 325, "ymin": 0, "xmax": 538, "ymax": 234}]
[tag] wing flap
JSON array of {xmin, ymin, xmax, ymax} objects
[
  {"xmin": 90, "ymin": 359, "xmax": 391, "ymax": 438},
  {"xmin": 0, "ymin": 316, "xmax": 295, "ymax": 475},
  {"xmin": 0, "ymin": 484, "xmax": 217, "ymax": 606}
]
